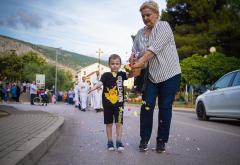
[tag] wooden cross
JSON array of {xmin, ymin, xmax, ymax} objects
[{"xmin": 96, "ymin": 48, "xmax": 103, "ymax": 70}]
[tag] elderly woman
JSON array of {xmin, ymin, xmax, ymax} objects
[{"xmin": 130, "ymin": 1, "xmax": 181, "ymax": 153}]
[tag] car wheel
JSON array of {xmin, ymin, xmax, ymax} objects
[{"xmin": 196, "ymin": 102, "xmax": 209, "ymax": 121}]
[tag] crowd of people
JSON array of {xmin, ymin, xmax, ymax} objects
[
  {"xmin": 0, "ymin": 81, "xmax": 28, "ymax": 103},
  {"xmin": 0, "ymin": 75, "xmax": 103, "ymax": 111}
]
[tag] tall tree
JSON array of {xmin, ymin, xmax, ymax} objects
[
  {"xmin": 162, "ymin": 0, "xmax": 240, "ymax": 59},
  {"xmin": 0, "ymin": 51, "xmax": 74, "ymax": 91},
  {"xmin": 181, "ymin": 52, "xmax": 240, "ymax": 86}
]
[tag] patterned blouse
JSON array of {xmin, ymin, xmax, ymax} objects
[{"xmin": 132, "ymin": 21, "xmax": 181, "ymax": 83}]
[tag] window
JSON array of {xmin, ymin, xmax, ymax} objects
[
  {"xmin": 213, "ymin": 72, "xmax": 234, "ymax": 90},
  {"xmin": 232, "ymin": 72, "xmax": 240, "ymax": 86}
]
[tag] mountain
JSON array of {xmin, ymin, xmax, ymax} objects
[{"xmin": 0, "ymin": 35, "xmax": 108, "ymax": 71}]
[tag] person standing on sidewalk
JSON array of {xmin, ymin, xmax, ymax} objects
[
  {"xmin": 129, "ymin": 1, "xmax": 181, "ymax": 153},
  {"xmin": 30, "ymin": 81, "xmax": 37, "ymax": 105},
  {"xmin": 11, "ymin": 83, "xmax": 17, "ymax": 101},
  {"xmin": 16, "ymin": 82, "xmax": 21, "ymax": 102},
  {"xmin": 74, "ymin": 83, "xmax": 80, "ymax": 108},
  {"xmin": 67, "ymin": 88, "xmax": 74, "ymax": 105},
  {"xmin": 89, "ymin": 54, "xmax": 130, "ymax": 152}
]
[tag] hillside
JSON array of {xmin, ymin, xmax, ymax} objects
[{"xmin": 0, "ymin": 35, "xmax": 107, "ymax": 71}]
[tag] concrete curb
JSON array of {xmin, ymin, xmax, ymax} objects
[
  {"xmin": 0, "ymin": 114, "xmax": 64, "ymax": 165},
  {"xmin": 173, "ymin": 107, "xmax": 195, "ymax": 113},
  {"xmin": 126, "ymin": 103, "xmax": 195, "ymax": 113},
  {"xmin": 173, "ymin": 109, "xmax": 195, "ymax": 114}
]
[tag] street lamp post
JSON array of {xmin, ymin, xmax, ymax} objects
[
  {"xmin": 209, "ymin": 46, "xmax": 216, "ymax": 53},
  {"xmin": 96, "ymin": 48, "xmax": 103, "ymax": 72}
]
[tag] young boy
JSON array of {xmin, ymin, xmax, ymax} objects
[{"xmin": 89, "ymin": 54, "xmax": 129, "ymax": 152}]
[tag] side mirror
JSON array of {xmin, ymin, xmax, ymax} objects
[{"xmin": 211, "ymin": 86, "xmax": 219, "ymax": 91}]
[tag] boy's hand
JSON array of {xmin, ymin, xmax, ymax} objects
[
  {"xmin": 88, "ymin": 90, "xmax": 92, "ymax": 95},
  {"xmin": 126, "ymin": 71, "xmax": 134, "ymax": 78}
]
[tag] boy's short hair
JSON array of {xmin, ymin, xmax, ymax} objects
[{"xmin": 108, "ymin": 54, "xmax": 122, "ymax": 65}]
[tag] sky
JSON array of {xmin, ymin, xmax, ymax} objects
[{"xmin": 0, "ymin": 0, "xmax": 166, "ymax": 62}]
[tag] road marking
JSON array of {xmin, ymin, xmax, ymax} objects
[{"xmin": 173, "ymin": 120, "xmax": 240, "ymax": 138}]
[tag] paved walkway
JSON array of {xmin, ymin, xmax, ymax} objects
[
  {"xmin": 0, "ymin": 104, "xmax": 64, "ymax": 165},
  {"xmin": 0, "ymin": 103, "xmax": 239, "ymax": 165},
  {"xmin": 35, "ymin": 103, "xmax": 239, "ymax": 165}
]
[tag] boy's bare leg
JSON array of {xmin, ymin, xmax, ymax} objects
[
  {"xmin": 106, "ymin": 124, "xmax": 113, "ymax": 141},
  {"xmin": 116, "ymin": 123, "xmax": 124, "ymax": 151},
  {"xmin": 116, "ymin": 123, "xmax": 123, "ymax": 142}
]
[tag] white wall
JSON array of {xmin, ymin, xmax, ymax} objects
[{"xmin": 76, "ymin": 63, "xmax": 134, "ymax": 89}]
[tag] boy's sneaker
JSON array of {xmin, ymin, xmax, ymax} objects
[
  {"xmin": 156, "ymin": 140, "xmax": 166, "ymax": 153},
  {"xmin": 107, "ymin": 141, "xmax": 114, "ymax": 151},
  {"xmin": 139, "ymin": 140, "xmax": 148, "ymax": 152},
  {"xmin": 116, "ymin": 141, "xmax": 125, "ymax": 152}
]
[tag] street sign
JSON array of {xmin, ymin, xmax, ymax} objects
[{"xmin": 36, "ymin": 74, "xmax": 45, "ymax": 89}]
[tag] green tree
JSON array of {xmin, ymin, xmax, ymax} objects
[
  {"xmin": 0, "ymin": 52, "xmax": 22, "ymax": 81},
  {"xmin": 0, "ymin": 51, "xmax": 74, "ymax": 91},
  {"xmin": 22, "ymin": 62, "xmax": 44, "ymax": 83},
  {"xmin": 205, "ymin": 52, "xmax": 240, "ymax": 84},
  {"xmin": 23, "ymin": 62, "xmax": 73, "ymax": 91},
  {"xmin": 181, "ymin": 52, "xmax": 240, "ymax": 86},
  {"xmin": 21, "ymin": 51, "xmax": 46, "ymax": 65},
  {"xmin": 181, "ymin": 54, "xmax": 208, "ymax": 85},
  {"xmin": 162, "ymin": 0, "xmax": 240, "ymax": 59},
  {"xmin": 57, "ymin": 70, "xmax": 73, "ymax": 90}
]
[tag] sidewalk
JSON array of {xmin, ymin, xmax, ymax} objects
[{"xmin": 0, "ymin": 105, "xmax": 64, "ymax": 165}]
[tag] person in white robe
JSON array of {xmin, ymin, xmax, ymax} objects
[
  {"xmin": 87, "ymin": 80, "xmax": 93, "ymax": 109},
  {"xmin": 92, "ymin": 71, "xmax": 103, "ymax": 112},
  {"xmin": 79, "ymin": 76, "xmax": 89, "ymax": 111}
]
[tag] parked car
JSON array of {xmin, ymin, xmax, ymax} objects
[{"xmin": 196, "ymin": 70, "xmax": 240, "ymax": 120}]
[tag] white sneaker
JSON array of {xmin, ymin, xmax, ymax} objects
[
  {"xmin": 107, "ymin": 141, "xmax": 115, "ymax": 151},
  {"xmin": 116, "ymin": 141, "xmax": 125, "ymax": 152}
]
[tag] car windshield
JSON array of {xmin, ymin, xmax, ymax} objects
[
  {"xmin": 212, "ymin": 72, "xmax": 235, "ymax": 90},
  {"xmin": 232, "ymin": 71, "xmax": 240, "ymax": 86}
]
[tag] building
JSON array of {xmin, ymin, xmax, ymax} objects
[
  {"xmin": 76, "ymin": 62, "xmax": 134, "ymax": 89},
  {"xmin": 76, "ymin": 63, "xmax": 110, "ymax": 83}
]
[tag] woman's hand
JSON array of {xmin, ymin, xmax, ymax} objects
[
  {"xmin": 131, "ymin": 60, "xmax": 145, "ymax": 69},
  {"xmin": 129, "ymin": 52, "xmax": 137, "ymax": 65},
  {"xmin": 132, "ymin": 50, "xmax": 155, "ymax": 69}
]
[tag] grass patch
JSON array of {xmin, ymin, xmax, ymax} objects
[{"xmin": 173, "ymin": 103, "xmax": 195, "ymax": 108}]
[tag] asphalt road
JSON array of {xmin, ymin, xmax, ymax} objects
[{"xmin": 6, "ymin": 103, "xmax": 240, "ymax": 165}]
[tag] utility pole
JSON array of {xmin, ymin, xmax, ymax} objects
[{"xmin": 96, "ymin": 48, "xmax": 103, "ymax": 72}]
